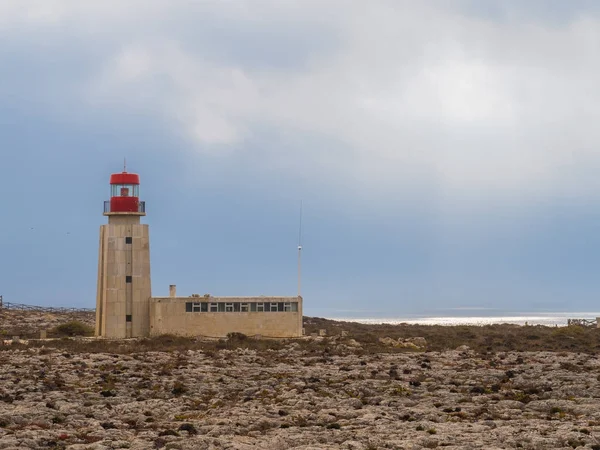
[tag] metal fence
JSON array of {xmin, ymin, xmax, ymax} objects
[
  {"xmin": 0, "ymin": 299, "xmax": 94, "ymax": 314},
  {"xmin": 567, "ymin": 318, "xmax": 597, "ymax": 327}
]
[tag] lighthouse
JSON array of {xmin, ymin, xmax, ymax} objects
[{"xmin": 95, "ymin": 167, "xmax": 152, "ymax": 338}]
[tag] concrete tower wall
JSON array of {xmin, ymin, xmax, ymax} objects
[{"xmin": 95, "ymin": 220, "xmax": 151, "ymax": 338}]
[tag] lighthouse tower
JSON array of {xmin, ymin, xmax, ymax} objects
[{"xmin": 95, "ymin": 168, "xmax": 151, "ymax": 338}]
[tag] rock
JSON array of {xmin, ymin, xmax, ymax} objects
[
  {"xmin": 378, "ymin": 337, "xmax": 397, "ymax": 346},
  {"xmin": 342, "ymin": 441, "xmax": 367, "ymax": 450},
  {"xmin": 403, "ymin": 337, "xmax": 427, "ymax": 348},
  {"xmin": 377, "ymin": 336, "xmax": 426, "ymax": 349},
  {"xmin": 0, "ymin": 438, "xmax": 19, "ymax": 449},
  {"xmin": 0, "ymin": 329, "xmax": 597, "ymax": 449}
]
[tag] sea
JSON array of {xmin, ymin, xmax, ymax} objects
[{"xmin": 327, "ymin": 312, "xmax": 600, "ymax": 327}]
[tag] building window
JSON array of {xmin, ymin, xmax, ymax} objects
[
  {"xmin": 126, "ymin": 276, "xmax": 132, "ymax": 283},
  {"xmin": 125, "ymin": 237, "xmax": 132, "ymax": 244},
  {"xmin": 111, "ymin": 184, "xmax": 140, "ymax": 197},
  {"xmin": 126, "ymin": 315, "xmax": 132, "ymax": 322},
  {"xmin": 186, "ymin": 302, "xmax": 206, "ymax": 313},
  {"xmin": 192, "ymin": 301, "xmax": 297, "ymax": 313}
]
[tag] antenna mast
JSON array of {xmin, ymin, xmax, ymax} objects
[{"xmin": 297, "ymin": 201, "xmax": 303, "ymax": 297}]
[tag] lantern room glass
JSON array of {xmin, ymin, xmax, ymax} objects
[{"xmin": 111, "ymin": 184, "xmax": 139, "ymax": 197}]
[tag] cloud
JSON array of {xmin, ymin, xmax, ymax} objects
[{"xmin": 3, "ymin": 0, "xmax": 600, "ymax": 202}]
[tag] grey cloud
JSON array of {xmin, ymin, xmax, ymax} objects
[{"xmin": 2, "ymin": 0, "xmax": 600, "ymax": 205}]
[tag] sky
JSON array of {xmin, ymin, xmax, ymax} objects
[{"xmin": 1, "ymin": 0, "xmax": 599, "ymax": 318}]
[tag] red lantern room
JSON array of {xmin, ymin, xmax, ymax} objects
[{"xmin": 103, "ymin": 170, "xmax": 146, "ymax": 216}]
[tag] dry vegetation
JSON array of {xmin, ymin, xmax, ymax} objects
[
  {"xmin": 2, "ymin": 324, "xmax": 598, "ymax": 357},
  {"xmin": 304, "ymin": 317, "xmax": 600, "ymax": 354},
  {"xmin": 2, "ymin": 309, "xmax": 599, "ymax": 354}
]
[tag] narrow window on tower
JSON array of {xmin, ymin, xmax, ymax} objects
[
  {"xmin": 125, "ymin": 237, "xmax": 132, "ymax": 244},
  {"xmin": 126, "ymin": 315, "xmax": 132, "ymax": 322},
  {"xmin": 126, "ymin": 276, "xmax": 132, "ymax": 283}
]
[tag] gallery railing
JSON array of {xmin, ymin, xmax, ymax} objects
[{"xmin": 103, "ymin": 200, "xmax": 146, "ymax": 214}]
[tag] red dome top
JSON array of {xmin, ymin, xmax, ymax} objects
[{"xmin": 110, "ymin": 172, "xmax": 140, "ymax": 185}]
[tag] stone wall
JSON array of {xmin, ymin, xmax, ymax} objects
[{"xmin": 149, "ymin": 296, "xmax": 303, "ymax": 338}]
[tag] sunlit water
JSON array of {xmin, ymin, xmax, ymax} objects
[{"xmin": 329, "ymin": 313, "xmax": 600, "ymax": 327}]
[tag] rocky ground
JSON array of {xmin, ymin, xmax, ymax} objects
[
  {"xmin": 0, "ymin": 309, "xmax": 94, "ymax": 338},
  {"xmin": 1, "ymin": 336, "xmax": 600, "ymax": 449},
  {"xmin": 2, "ymin": 310, "xmax": 600, "ymax": 449}
]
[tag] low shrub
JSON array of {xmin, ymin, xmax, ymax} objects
[
  {"xmin": 172, "ymin": 380, "xmax": 187, "ymax": 396},
  {"xmin": 52, "ymin": 321, "xmax": 94, "ymax": 337},
  {"xmin": 227, "ymin": 332, "xmax": 248, "ymax": 341},
  {"xmin": 158, "ymin": 429, "xmax": 179, "ymax": 437},
  {"xmin": 178, "ymin": 423, "xmax": 198, "ymax": 435}
]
